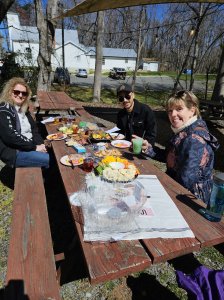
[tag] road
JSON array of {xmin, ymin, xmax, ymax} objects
[{"xmin": 71, "ymin": 75, "xmax": 212, "ymax": 93}]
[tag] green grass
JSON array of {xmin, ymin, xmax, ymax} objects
[{"xmin": 55, "ymin": 85, "xmax": 170, "ymax": 108}]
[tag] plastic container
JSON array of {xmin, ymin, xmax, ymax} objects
[{"xmin": 198, "ymin": 172, "xmax": 224, "ymax": 222}]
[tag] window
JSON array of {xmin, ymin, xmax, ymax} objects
[
  {"xmin": 25, "ymin": 47, "xmax": 31, "ymax": 53},
  {"xmin": 125, "ymin": 58, "xmax": 128, "ymax": 63},
  {"xmin": 102, "ymin": 57, "xmax": 105, "ymax": 65}
]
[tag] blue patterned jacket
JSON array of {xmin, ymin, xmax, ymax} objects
[{"xmin": 166, "ymin": 118, "xmax": 219, "ymax": 203}]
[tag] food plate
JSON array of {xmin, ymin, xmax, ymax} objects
[
  {"xmin": 60, "ymin": 154, "xmax": 84, "ymax": 167},
  {"xmin": 46, "ymin": 133, "xmax": 67, "ymax": 141},
  {"xmin": 95, "ymin": 156, "xmax": 140, "ymax": 183},
  {"xmin": 94, "ymin": 149, "xmax": 122, "ymax": 157},
  {"xmin": 109, "ymin": 133, "xmax": 125, "ymax": 140},
  {"xmin": 111, "ymin": 140, "xmax": 132, "ymax": 148}
]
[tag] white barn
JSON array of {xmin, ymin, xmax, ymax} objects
[{"xmin": 6, "ymin": 12, "xmax": 137, "ymax": 72}]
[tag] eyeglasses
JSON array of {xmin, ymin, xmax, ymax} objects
[
  {"xmin": 118, "ymin": 93, "xmax": 131, "ymax": 102},
  {"xmin": 13, "ymin": 90, "xmax": 28, "ymax": 97}
]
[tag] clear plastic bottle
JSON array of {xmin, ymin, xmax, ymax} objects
[{"xmin": 199, "ymin": 172, "xmax": 224, "ymax": 222}]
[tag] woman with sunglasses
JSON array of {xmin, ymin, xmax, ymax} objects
[
  {"xmin": 0, "ymin": 77, "xmax": 49, "ymax": 168},
  {"xmin": 116, "ymin": 83, "xmax": 156, "ymax": 155},
  {"xmin": 142, "ymin": 90, "xmax": 219, "ymax": 204}
]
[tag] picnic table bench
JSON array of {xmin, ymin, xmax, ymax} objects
[
  {"xmin": 5, "ymin": 168, "xmax": 61, "ymax": 299},
  {"xmin": 199, "ymin": 100, "xmax": 224, "ymax": 120},
  {"xmin": 44, "ymin": 109, "xmax": 224, "ymax": 285}
]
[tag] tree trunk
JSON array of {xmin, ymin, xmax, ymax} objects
[
  {"xmin": 93, "ymin": 11, "xmax": 104, "ymax": 102},
  {"xmin": 132, "ymin": 7, "xmax": 146, "ymax": 89},
  {"xmin": 211, "ymin": 46, "xmax": 224, "ymax": 102},
  {"xmin": 0, "ymin": 0, "xmax": 14, "ymax": 22},
  {"xmin": 35, "ymin": 0, "xmax": 59, "ymax": 91}
]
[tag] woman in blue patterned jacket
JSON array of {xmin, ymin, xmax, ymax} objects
[{"xmin": 142, "ymin": 90, "xmax": 219, "ymax": 204}]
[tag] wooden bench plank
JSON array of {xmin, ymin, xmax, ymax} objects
[{"xmin": 6, "ymin": 168, "xmax": 60, "ymax": 299}]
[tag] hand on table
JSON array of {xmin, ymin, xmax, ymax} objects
[{"xmin": 36, "ymin": 144, "xmax": 47, "ymax": 153}]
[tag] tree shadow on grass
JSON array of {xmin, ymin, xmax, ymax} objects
[{"xmin": 127, "ymin": 273, "xmax": 179, "ymax": 300}]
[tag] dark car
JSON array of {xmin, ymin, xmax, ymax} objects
[
  {"xmin": 1, "ymin": 61, "xmax": 24, "ymax": 81},
  {"xmin": 53, "ymin": 67, "xmax": 70, "ymax": 85},
  {"xmin": 109, "ymin": 67, "xmax": 126, "ymax": 80},
  {"xmin": 76, "ymin": 68, "xmax": 88, "ymax": 78}
]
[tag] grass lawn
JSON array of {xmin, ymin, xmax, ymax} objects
[{"xmin": 54, "ymin": 84, "xmax": 211, "ymax": 108}]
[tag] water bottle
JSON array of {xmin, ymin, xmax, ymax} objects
[{"xmin": 199, "ymin": 172, "xmax": 224, "ymax": 222}]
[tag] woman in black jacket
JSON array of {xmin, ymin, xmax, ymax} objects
[{"xmin": 0, "ymin": 77, "xmax": 49, "ymax": 168}]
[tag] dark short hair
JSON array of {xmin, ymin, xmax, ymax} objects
[{"xmin": 117, "ymin": 83, "xmax": 133, "ymax": 96}]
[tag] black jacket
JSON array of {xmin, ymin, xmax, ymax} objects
[
  {"xmin": 0, "ymin": 102, "xmax": 43, "ymax": 167},
  {"xmin": 117, "ymin": 99, "xmax": 157, "ymax": 146}
]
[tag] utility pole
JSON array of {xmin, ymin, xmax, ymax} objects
[{"xmin": 58, "ymin": 2, "xmax": 65, "ymax": 69}]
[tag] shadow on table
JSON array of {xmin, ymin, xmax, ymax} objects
[
  {"xmin": 0, "ymin": 165, "xmax": 15, "ymax": 190},
  {"xmin": 127, "ymin": 273, "xmax": 179, "ymax": 300},
  {"xmin": 176, "ymin": 194, "xmax": 206, "ymax": 213}
]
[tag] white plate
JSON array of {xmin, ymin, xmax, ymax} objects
[
  {"xmin": 47, "ymin": 133, "xmax": 67, "ymax": 141},
  {"xmin": 111, "ymin": 140, "xmax": 132, "ymax": 149},
  {"xmin": 60, "ymin": 154, "xmax": 84, "ymax": 167},
  {"xmin": 110, "ymin": 133, "xmax": 125, "ymax": 140}
]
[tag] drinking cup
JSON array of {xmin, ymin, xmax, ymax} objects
[
  {"xmin": 83, "ymin": 157, "xmax": 94, "ymax": 172},
  {"xmin": 132, "ymin": 138, "xmax": 143, "ymax": 154}
]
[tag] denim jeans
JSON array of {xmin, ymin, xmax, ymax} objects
[{"xmin": 15, "ymin": 151, "xmax": 49, "ymax": 168}]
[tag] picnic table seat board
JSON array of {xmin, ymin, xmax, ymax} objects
[
  {"xmin": 6, "ymin": 168, "xmax": 60, "ymax": 299},
  {"xmin": 199, "ymin": 100, "xmax": 224, "ymax": 119},
  {"xmin": 45, "ymin": 109, "xmax": 224, "ymax": 284}
]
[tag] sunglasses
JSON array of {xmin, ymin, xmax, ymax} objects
[
  {"xmin": 13, "ymin": 90, "xmax": 28, "ymax": 97},
  {"xmin": 118, "ymin": 93, "xmax": 132, "ymax": 102}
]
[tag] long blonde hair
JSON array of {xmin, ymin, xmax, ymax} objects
[
  {"xmin": 0, "ymin": 77, "xmax": 32, "ymax": 112},
  {"xmin": 166, "ymin": 90, "xmax": 201, "ymax": 117}
]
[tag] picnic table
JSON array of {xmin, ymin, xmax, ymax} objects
[
  {"xmin": 36, "ymin": 91, "xmax": 84, "ymax": 115},
  {"xmin": 44, "ymin": 112, "xmax": 224, "ymax": 284},
  {"xmin": 200, "ymin": 100, "xmax": 224, "ymax": 120}
]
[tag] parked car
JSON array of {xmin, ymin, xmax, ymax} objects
[
  {"xmin": 76, "ymin": 68, "xmax": 88, "ymax": 78},
  {"xmin": 1, "ymin": 61, "xmax": 24, "ymax": 81},
  {"xmin": 109, "ymin": 67, "xmax": 126, "ymax": 80},
  {"xmin": 53, "ymin": 67, "xmax": 70, "ymax": 85},
  {"xmin": 183, "ymin": 69, "xmax": 192, "ymax": 75}
]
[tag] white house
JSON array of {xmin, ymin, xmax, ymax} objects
[
  {"xmin": 6, "ymin": 12, "xmax": 137, "ymax": 72},
  {"xmin": 140, "ymin": 58, "xmax": 159, "ymax": 72}
]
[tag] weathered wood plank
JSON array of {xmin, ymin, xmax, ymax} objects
[{"xmin": 6, "ymin": 168, "xmax": 60, "ymax": 300}]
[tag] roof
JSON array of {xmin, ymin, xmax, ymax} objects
[
  {"xmin": 10, "ymin": 25, "xmax": 79, "ymax": 46},
  {"xmin": 87, "ymin": 47, "xmax": 137, "ymax": 58}
]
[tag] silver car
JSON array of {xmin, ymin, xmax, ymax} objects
[{"xmin": 76, "ymin": 68, "xmax": 88, "ymax": 78}]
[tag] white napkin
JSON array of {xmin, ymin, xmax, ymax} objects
[
  {"xmin": 106, "ymin": 126, "xmax": 120, "ymax": 134},
  {"xmin": 41, "ymin": 117, "xmax": 55, "ymax": 124}
]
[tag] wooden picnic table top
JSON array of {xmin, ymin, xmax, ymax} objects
[
  {"xmin": 45, "ymin": 113, "xmax": 224, "ymax": 284},
  {"xmin": 37, "ymin": 91, "xmax": 83, "ymax": 112}
]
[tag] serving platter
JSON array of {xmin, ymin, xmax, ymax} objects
[
  {"xmin": 111, "ymin": 140, "xmax": 132, "ymax": 148},
  {"xmin": 109, "ymin": 133, "xmax": 125, "ymax": 140}
]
